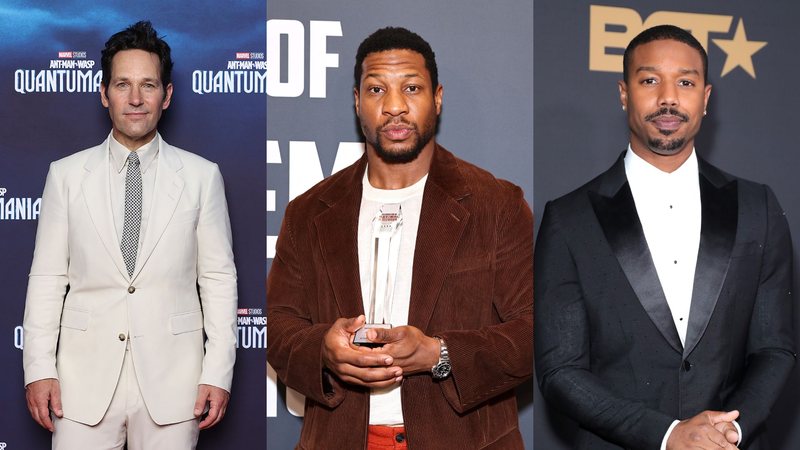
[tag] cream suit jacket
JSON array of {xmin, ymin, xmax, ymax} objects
[{"xmin": 23, "ymin": 134, "xmax": 238, "ymax": 426}]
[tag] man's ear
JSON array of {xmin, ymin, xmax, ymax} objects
[
  {"xmin": 100, "ymin": 83, "xmax": 109, "ymax": 108},
  {"xmin": 162, "ymin": 83, "xmax": 174, "ymax": 109},
  {"xmin": 353, "ymin": 86, "xmax": 360, "ymax": 117}
]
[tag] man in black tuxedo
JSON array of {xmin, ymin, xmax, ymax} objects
[{"xmin": 535, "ymin": 25, "xmax": 795, "ymax": 450}]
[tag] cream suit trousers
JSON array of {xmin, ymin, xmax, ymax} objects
[{"xmin": 52, "ymin": 342, "xmax": 199, "ymax": 450}]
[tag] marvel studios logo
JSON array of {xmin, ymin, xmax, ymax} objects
[
  {"xmin": 58, "ymin": 51, "xmax": 87, "ymax": 59},
  {"xmin": 235, "ymin": 52, "xmax": 265, "ymax": 60},
  {"xmin": 237, "ymin": 308, "xmax": 263, "ymax": 315}
]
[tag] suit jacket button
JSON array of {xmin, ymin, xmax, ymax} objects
[
  {"xmin": 683, "ymin": 360, "xmax": 692, "ymax": 371},
  {"xmin": 128, "ymin": 286, "xmax": 135, "ymax": 294},
  {"xmin": 118, "ymin": 333, "xmax": 126, "ymax": 341}
]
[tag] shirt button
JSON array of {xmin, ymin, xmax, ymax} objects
[
  {"xmin": 118, "ymin": 333, "xmax": 126, "ymax": 341},
  {"xmin": 128, "ymin": 286, "xmax": 135, "ymax": 294},
  {"xmin": 395, "ymin": 433, "xmax": 405, "ymax": 443}
]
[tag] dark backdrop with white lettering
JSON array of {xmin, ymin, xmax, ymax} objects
[
  {"xmin": 534, "ymin": 1, "xmax": 800, "ymax": 449},
  {"xmin": 0, "ymin": 1, "xmax": 265, "ymax": 448},
  {"xmin": 266, "ymin": 1, "xmax": 533, "ymax": 448}
]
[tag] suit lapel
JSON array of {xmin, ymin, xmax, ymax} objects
[
  {"xmin": 313, "ymin": 146, "xmax": 471, "ymax": 327},
  {"xmin": 683, "ymin": 161, "xmax": 737, "ymax": 357},
  {"xmin": 315, "ymin": 159, "xmax": 368, "ymax": 318},
  {"xmin": 589, "ymin": 155, "xmax": 683, "ymax": 353},
  {"xmin": 81, "ymin": 141, "xmax": 129, "ymax": 280},
  {"xmin": 132, "ymin": 139, "xmax": 184, "ymax": 280},
  {"xmin": 408, "ymin": 145, "xmax": 470, "ymax": 331},
  {"xmin": 407, "ymin": 183, "xmax": 469, "ymax": 330}
]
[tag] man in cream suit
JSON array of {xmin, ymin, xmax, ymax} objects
[{"xmin": 22, "ymin": 21, "xmax": 237, "ymax": 449}]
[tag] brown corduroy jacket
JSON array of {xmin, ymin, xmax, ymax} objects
[{"xmin": 267, "ymin": 145, "xmax": 533, "ymax": 449}]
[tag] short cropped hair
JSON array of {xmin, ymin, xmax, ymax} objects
[
  {"xmin": 101, "ymin": 20, "xmax": 173, "ymax": 88},
  {"xmin": 354, "ymin": 27, "xmax": 438, "ymax": 90},
  {"xmin": 623, "ymin": 24, "xmax": 708, "ymax": 84}
]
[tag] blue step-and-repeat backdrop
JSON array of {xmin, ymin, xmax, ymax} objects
[{"xmin": 0, "ymin": 1, "xmax": 266, "ymax": 448}]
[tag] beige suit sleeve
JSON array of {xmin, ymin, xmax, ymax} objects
[
  {"xmin": 195, "ymin": 164, "xmax": 238, "ymax": 392},
  {"xmin": 23, "ymin": 162, "xmax": 70, "ymax": 386}
]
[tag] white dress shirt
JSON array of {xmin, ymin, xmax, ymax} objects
[
  {"xmin": 109, "ymin": 132, "xmax": 159, "ymax": 267},
  {"xmin": 623, "ymin": 146, "xmax": 742, "ymax": 448},
  {"xmin": 625, "ymin": 146, "xmax": 700, "ymax": 345}
]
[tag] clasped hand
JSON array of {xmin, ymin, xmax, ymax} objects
[
  {"xmin": 321, "ymin": 315, "xmax": 440, "ymax": 388},
  {"xmin": 667, "ymin": 410, "xmax": 740, "ymax": 449}
]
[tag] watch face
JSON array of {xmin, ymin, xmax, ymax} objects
[{"xmin": 433, "ymin": 362, "xmax": 451, "ymax": 378}]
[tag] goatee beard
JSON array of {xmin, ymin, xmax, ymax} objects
[
  {"xmin": 372, "ymin": 121, "xmax": 435, "ymax": 165},
  {"xmin": 647, "ymin": 137, "xmax": 686, "ymax": 155}
]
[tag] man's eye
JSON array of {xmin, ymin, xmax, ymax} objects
[
  {"xmin": 679, "ymin": 80, "xmax": 695, "ymax": 87},
  {"xmin": 406, "ymin": 85, "xmax": 419, "ymax": 93},
  {"xmin": 641, "ymin": 78, "xmax": 657, "ymax": 85},
  {"xmin": 369, "ymin": 86, "xmax": 383, "ymax": 94}
]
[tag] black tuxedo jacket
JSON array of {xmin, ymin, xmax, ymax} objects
[{"xmin": 535, "ymin": 153, "xmax": 795, "ymax": 449}]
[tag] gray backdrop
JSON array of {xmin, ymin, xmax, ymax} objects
[
  {"xmin": 534, "ymin": 1, "xmax": 800, "ymax": 449},
  {"xmin": 266, "ymin": 0, "xmax": 533, "ymax": 448}
]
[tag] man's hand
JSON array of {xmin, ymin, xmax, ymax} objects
[
  {"xmin": 194, "ymin": 384, "xmax": 230, "ymax": 430},
  {"xmin": 321, "ymin": 315, "xmax": 402, "ymax": 388},
  {"xmin": 366, "ymin": 325, "xmax": 440, "ymax": 375},
  {"xmin": 25, "ymin": 378, "xmax": 62, "ymax": 432},
  {"xmin": 667, "ymin": 410, "xmax": 740, "ymax": 450},
  {"xmin": 713, "ymin": 419, "xmax": 740, "ymax": 445}
]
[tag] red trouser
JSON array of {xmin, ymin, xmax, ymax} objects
[{"xmin": 367, "ymin": 425, "xmax": 407, "ymax": 450}]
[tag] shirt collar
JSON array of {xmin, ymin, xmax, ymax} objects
[
  {"xmin": 624, "ymin": 144, "xmax": 698, "ymax": 186},
  {"xmin": 362, "ymin": 165, "xmax": 428, "ymax": 202},
  {"xmin": 109, "ymin": 132, "xmax": 159, "ymax": 174}
]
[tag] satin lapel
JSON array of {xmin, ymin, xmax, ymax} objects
[
  {"xmin": 132, "ymin": 143, "xmax": 184, "ymax": 280},
  {"xmin": 683, "ymin": 171, "xmax": 737, "ymax": 357},
  {"xmin": 81, "ymin": 145, "xmax": 129, "ymax": 279},
  {"xmin": 589, "ymin": 160, "xmax": 682, "ymax": 353},
  {"xmin": 314, "ymin": 183, "xmax": 364, "ymax": 319},
  {"xmin": 407, "ymin": 180, "xmax": 469, "ymax": 331}
]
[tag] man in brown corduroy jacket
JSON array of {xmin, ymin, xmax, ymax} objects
[{"xmin": 267, "ymin": 27, "xmax": 533, "ymax": 450}]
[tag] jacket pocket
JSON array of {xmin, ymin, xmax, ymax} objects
[
  {"xmin": 448, "ymin": 253, "xmax": 491, "ymax": 274},
  {"xmin": 171, "ymin": 208, "xmax": 200, "ymax": 225},
  {"xmin": 170, "ymin": 310, "xmax": 204, "ymax": 334},
  {"xmin": 60, "ymin": 307, "xmax": 90, "ymax": 331}
]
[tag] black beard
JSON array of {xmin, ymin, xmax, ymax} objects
[
  {"xmin": 370, "ymin": 122, "xmax": 435, "ymax": 165},
  {"xmin": 647, "ymin": 137, "xmax": 686, "ymax": 155}
]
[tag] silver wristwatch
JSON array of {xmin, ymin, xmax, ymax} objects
[{"xmin": 431, "ymin": 337, "xmax": 451, "ymax": 379}]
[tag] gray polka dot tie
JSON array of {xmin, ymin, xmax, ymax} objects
[{"xmin": 120, "ymin": 152, "xmax": 142, "ymax": 277}]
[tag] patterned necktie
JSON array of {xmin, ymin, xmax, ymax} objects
[{"xmin": 120, "ymin": 151, "xmax": 142, "ymax": 277}]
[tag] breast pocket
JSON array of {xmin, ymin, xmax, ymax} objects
[
  {"xmin": 730, "ymin": 241, "xmax": 761, "ymax": 259},
  {"xmin": 171, "ymin": 208, "xmax": 200, "ymax": 227},
  {"xmin": 448, "ymin": 253, "xmax": 491, "ymax": 275}
]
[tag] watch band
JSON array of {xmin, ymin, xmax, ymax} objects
[{"xmin": 431, "ymin": 337, "xmax": 451, "ymax": 379}]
